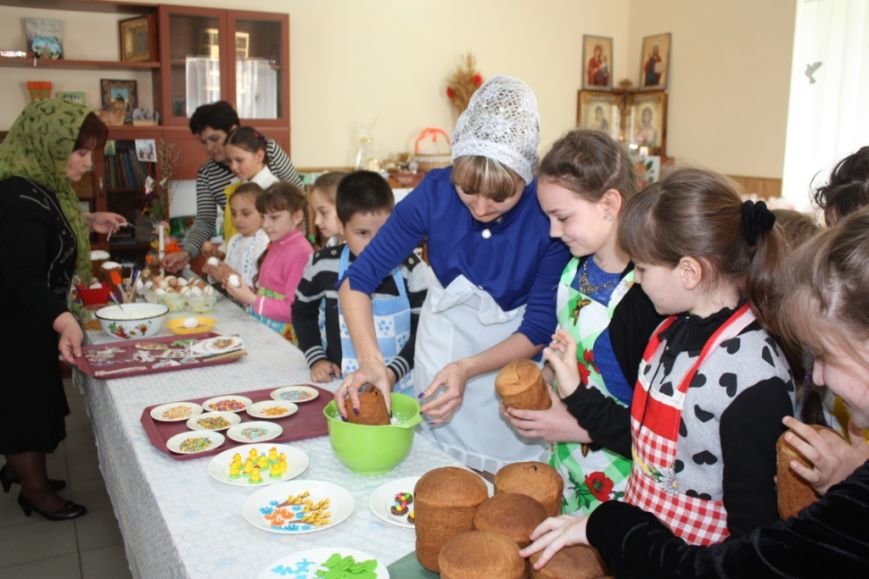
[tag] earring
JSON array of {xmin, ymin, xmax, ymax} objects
[{"xmin": 603, "ymin": 213, "xmax": 614, "ymax": 222}]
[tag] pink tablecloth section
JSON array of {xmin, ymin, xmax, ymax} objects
[
  {"xmin": 140, "ymin": 385, "xmax": 332, "ymax": 461},
  {"xmin": 75, "ymin": 332, "xmax": 244, "ymax": 379}
]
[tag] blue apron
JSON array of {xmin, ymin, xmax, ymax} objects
[{"xmin": 337, "ymin": 246, "xmax": 413, "ymax": 394}]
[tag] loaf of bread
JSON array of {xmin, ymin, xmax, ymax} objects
[
  {"xmin": 343, "ymin": 388, "xmax": 390, "ymax": 426},
  {"xmin": 495, "ymin": 461, "xmax": 564, "ymax": 517},
  {"xmin": 530, "ymin": 545, "xmax": 608, "ymax": 579},
  {"xmin": 776, "ymin": 424, "xmax": 835, "ymax": 519},
  {"xmin": 414, "ymin": 467, "xmax": 489, "ymax": 572},
  {"xmin": 438, "ymin": 530, "xmax": 527, "ymax": 579},
  {"xmin": 496, "ymin": 359, "xmax": 551, "ymax": 411},
  {"xmin": 473, "ymin": 492, "xmax": 548, "ymax": 547}
]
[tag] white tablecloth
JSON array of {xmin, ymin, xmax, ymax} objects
[{"xmin": 76, "ymin": 296, "xmax": 459, "ymax": 578}]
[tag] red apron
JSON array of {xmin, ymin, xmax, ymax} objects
[{"xmin": 624, "ymin": 304, "xmax": 754, "ymax": 545}]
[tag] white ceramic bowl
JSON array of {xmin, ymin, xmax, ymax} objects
[{"xmin": 96, "ymin": 303, "xmax": 169, "ymax": 340}]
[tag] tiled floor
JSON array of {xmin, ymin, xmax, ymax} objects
[{"xmin": 0, "ymin": 381, "xmax": 132, "ymax": 579}]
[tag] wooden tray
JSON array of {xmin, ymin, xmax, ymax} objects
[
  {"xmin": 140, "ymin": 386, "xmax": 331, "ymax": 461},
  {"xmin": 75, "ymin": 332, "xmax": 244, "ymax": 379}
]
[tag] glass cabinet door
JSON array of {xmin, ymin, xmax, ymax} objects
[
  {"xmin": 158, "ymin": 8, "xmax": 288, "ymax": 126},
  {"xmin": 160, "ymin": 8, "xmax": 227, "ymax": 123},
  {"xmin": 231, "ymin": 16, "xmax": 285, "ymax": 121}
]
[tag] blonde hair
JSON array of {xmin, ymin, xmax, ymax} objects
[
  {"xmin": 779, "ymin": 208, "xmax": 869, "ymax": 355},
  {"xmin": 312, "ymin": 171, "xmax": 346, "ymax": 204},
  {"xmin": 451, "ymin": 156, "xmax": 521, "ymax": 202},
  {"xmin": 618, "ymin": 167, "xmax": 785, "ymax": 328}
]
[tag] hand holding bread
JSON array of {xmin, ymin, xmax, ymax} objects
[{"xmin": 780, "ymin": 416, "xmax": 869, "ymax": 498}]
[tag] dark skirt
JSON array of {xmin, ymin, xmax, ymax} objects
[{"xmin": 0, "ymin": 319, "xmax": 69, "ymax": 454}]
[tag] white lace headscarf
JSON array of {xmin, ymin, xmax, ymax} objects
[{"xmin": 451, "ymin": 75, "xmax": 540, "ymax": 184}]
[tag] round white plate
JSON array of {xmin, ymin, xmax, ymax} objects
[
  {"xmin": 270, "ymin": 385, "xmax": 320, "ymax": 404},
  {"xmin": 149, "ymin": 401, "xmax": 203, "ymax": 423},
  {"xmin": 186, "ymin": 411, "xmax": 241, "ymax": 432},
  {"xmin": 207, "ymin": 443, "xmax": 309, "ymax": 487},
  {"xmin": 202, "ymin": 395, "xmax": 252, "ymax": 413},
  {"xmin": 247, "ymin": 400, "xmax": 298, "ymax": 420},
  {"xmin": 165, "ymin": 430, "xmax": 225, "ymax": 455},
  {"xmin": 242, "ymin": 480, "xmax": 354, "ymax": 534},
  {"xmin": 257, "ymin": 547, "xmax": 389, "ymax": 579},
  {"xmin": 192, "ymin": 335, "xmax": 243, "ymax": 355},
  {"xmin": 368, "ymin": 476, "xmax": 419, "ymax": 529},
  {"xmin": 226, "ymin": 421, "xmax": 283, "ymax": 443}
]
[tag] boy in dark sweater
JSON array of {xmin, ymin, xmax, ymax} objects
[{"xmin": 292, "ymin": 171, "xmax": 429, "ymax": 393}]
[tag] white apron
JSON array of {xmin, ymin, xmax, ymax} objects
[{"xmin": 414, "ymin": 274, "xmax": 547, "ymax": 473}]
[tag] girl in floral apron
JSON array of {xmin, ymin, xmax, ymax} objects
[
  {"xmin": 505, "ymin": 130, "xmax": 661, "ymax": 515},
  {"xmin": 335, "ymin": 77, "xmax": 570, "ymax": 473},
  {"xmin": 521, "ymin": 167, "xmax": 795, "ymax": 555},
  {"xmin": 225, "ymin": 183, "xmax": 312, "ymax": 343}
]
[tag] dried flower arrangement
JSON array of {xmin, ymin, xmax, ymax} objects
[
  {"xmin": 142, "ymin": 139, "xmax": 180, "ymax": 222},
  {"xmin": 445, "ymin": 52, "xmax": 484, "ymax": 116}
]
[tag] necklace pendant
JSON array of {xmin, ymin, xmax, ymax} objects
[{"xmin": 481, "ymin": 228, "xmax": 492, "ymax": 239}]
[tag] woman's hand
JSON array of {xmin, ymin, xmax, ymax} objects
[
  {"xmin": 543, "ymin": 329, "xmax": 582, "ymax": 397},
  {"xmin": 162, "ymin": 251, "xmax": 190, "ymax": 273},
  {"xmin": 519, "ymin": 515, "xmax": 590, "ymax": 569},
  {"xmin": 419, "ymin": 360, "xmax": 472, "ymax": 423},
  {"xmin": 782, "ymin": 416, "xmax": 869, "ymax": 494},
  {"xmin": 335, "ymin": 358, "xmax": 392, "ymax": 418},
  {"xmin": 504, "ymin": 390, "xmax": 591, "ymax": 443},
  {"xmin": 311, "ymin": 360, "xmax": 341, "ymax": 383},
  {"xmin": 201, "ymin": 242, "xmax": 224, "ymax": 260},
  {"xmin": 86, "ymin": 211, "xmax": 128, "ymax": 235},
  {"xmin": 53, "ymin": 312, "xmax": 83, "ymax": 365},
  {"xmin": 223, "ymin": 278, "xmax": 256, "ymax": 305}
]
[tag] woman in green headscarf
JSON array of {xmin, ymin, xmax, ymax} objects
[
  {"xmin": 0, "ymin": 98, "xmax": 127, "ymax": 281},
  {"xmin": 0, "ymin": 99, "xmax": 123, "ymax": 521}
]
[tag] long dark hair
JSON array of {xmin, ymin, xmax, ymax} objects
[{"xmin": 619, "ymin": 167, "xmax": 785, "ymax": 330}]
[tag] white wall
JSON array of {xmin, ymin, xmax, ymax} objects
[
  {"xmin": 0, "ymin": 0, "xmax": 629, "ymax": 168},
  {"xmin": 0, "ymin": 1, "xmax": 796, "ymax": 178},
  {"xmin": 628, "ymin": 0, "xmax": 796, "ymax": 178},
  {"xmin": 173, "ymin": 0, "xmax": 630, "ymax": 167}
]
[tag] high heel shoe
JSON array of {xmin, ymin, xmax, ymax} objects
[
  {"xmin": 17, "ymin": 494, "xmax": 86, "ymax": 521},
  {"xmin": 0, "ymin": 464, "xmax": 66, "ymax": 493}
]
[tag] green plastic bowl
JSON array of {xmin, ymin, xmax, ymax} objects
[{"xmin": 324, "ymin": 392, "xmax": 422, "ymax": 475}]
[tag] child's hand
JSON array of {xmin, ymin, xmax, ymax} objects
[
  {"xmin": 223, "ymin": 278, "xmax": 256, "ymax": 305},
  {"xmin": 782, "ymin": 416, "xmax": 869, "ymax": 494},
  {"xmin": 543, "ymin": 329, "xmax": 581, "ymax": 397},
  {"xmin": 503, "ymin": 389, "xmax": 591, "ymax": 443},
  {"xmin": 519, "ymin": 515, "xmax": 590, "ymax": 569},
  {"xmin": 311, "ymin": 360, "xmax": 341, "ymax": 382},
  {"xmin": 212, "ymin": 263, "xmax": 237, "ymax": 284}
]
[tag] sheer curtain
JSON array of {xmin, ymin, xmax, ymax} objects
[{"xmin": 782, "ymin": 0, "xmax": 869, "ymax": 210}]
